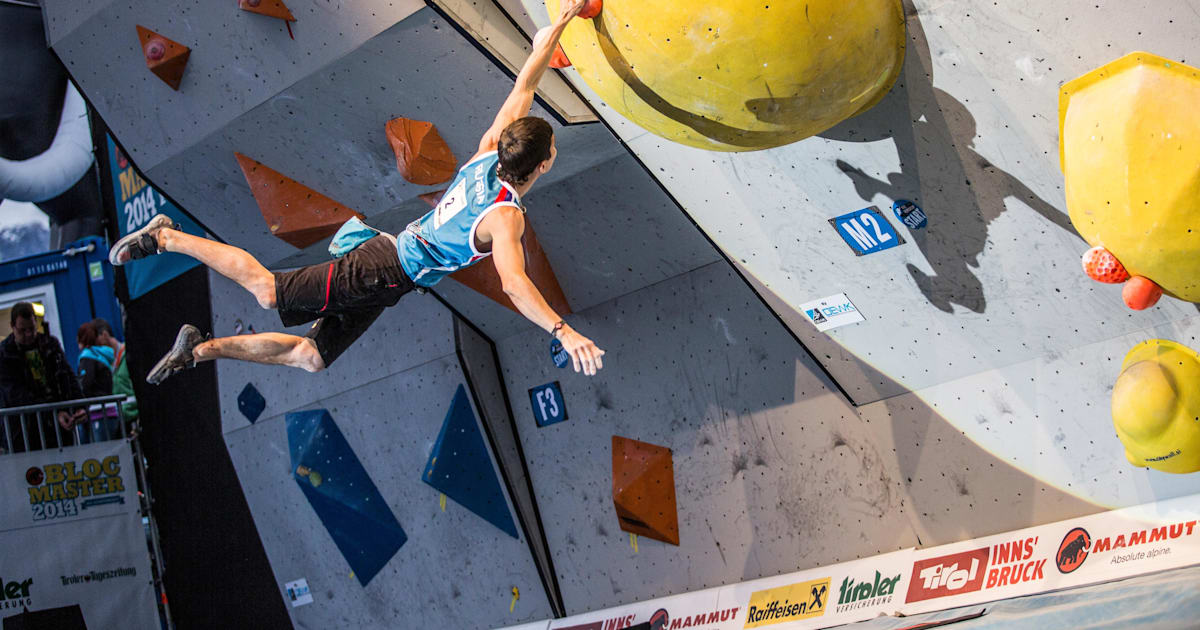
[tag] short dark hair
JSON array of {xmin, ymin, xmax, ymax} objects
[
  {"xmin": 497, "ymin": 117, "xmax": 553, "ymax": 185},
  {"xmin": 10, "ymin": 302, "xmax": 34, "ymax": 326},
  {"xmin": 77, "ymin": 321, "xmax": 99, "ymax": 348},
  {"xmin": 91, "ymin": 318, "xmax": 114, "ymax": 338}
]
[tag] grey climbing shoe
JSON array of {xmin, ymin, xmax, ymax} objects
[
  {"xmin": 109, "ymin": 214, "xmax": 178, "ymax": 265},
  {"xmin": 147, "ymin": 324, "xmax": 204, "ymax": 385}
]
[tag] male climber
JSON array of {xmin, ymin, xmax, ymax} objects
[{"xmin": 109, "ymin": 0, "xmax": 604, "ymax": 383}]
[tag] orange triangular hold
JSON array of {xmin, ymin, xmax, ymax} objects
[
  {"xmin": 611, "ymin": 436, "xmax": 679, "ymax": 546},
  {"xmin": 450, "ymin": 220, "xmax": 571, "ymax": 316},
  {"xmin": 237, "ymin": 0, "xmax": 296, "ymax": 21},
  {"xmin": 136, "ymin": 25, "xmax": 191, "ymax": 90},
  {"xmin": 385, "ymin": 118, "xmax": 457, "ymax": 186},
  {"xmin": 418, "ymin": 190, "xmax": 446, "ymax": 208},
  {"xmin": 234, "ymin": 153, "xmax": 363, "ymax": 249}
]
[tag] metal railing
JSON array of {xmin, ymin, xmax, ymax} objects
[{"xmin": 1, "ymin": 394, "xmax": 132, "ymax": 454}]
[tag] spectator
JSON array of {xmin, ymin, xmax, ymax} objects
[
  {"xmin": 92, "ymin": 318, "xmax": 138, "ymax": 423},
  {"xmin": 77, "ymin": 321, "xmax": 114, "ymax": 397},
  {"xmin": 0, "ymin": 302, "xmax": 83, "ymax": 450}
]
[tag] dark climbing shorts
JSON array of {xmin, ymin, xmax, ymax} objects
[{"xmin": 273, "ymin": 235, "xmax": 414, "ymax": 367}]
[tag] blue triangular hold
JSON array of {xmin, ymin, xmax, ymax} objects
[
  {"xmin": 286, "ymin": 409, "xmax": 407, "ymax": 586},
  {"xmin": 422, "ymin": 385, "xmax": 519, "ymax": 538},
  {"xmin": 238, "ymin": 383, "xmax": 266, "ymax": 423}
]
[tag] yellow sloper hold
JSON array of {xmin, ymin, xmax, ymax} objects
[
  {"xmin": 1111, "ymin": 339, "xmax": 1200, "ymax": 474},
  {"xmin": 1059, "ymin": 52, "xmax": 1200, "ymax": 302},
  {"xmin": 546, "ymin": 0, "xmax": 905, "ymax": 151}
]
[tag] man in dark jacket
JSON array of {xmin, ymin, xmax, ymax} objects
[{"xmin": 0, "ymin": 302, "xmax": 84, "ymax": 450}]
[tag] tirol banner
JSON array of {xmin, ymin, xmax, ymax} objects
[
  {"xmin": 0, "ymin": 512, "xmax": 158, "ymax": 629},
  {"xmin": 105, "ymin": 133, "xmax": 204, "ymax": 300},
  {"xmin": 0, "ymin": 438, "xmax": 138, "ymax": 532}
]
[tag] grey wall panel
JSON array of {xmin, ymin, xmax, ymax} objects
[
  {"xmin": 521, "ymin": 155, "xmax": 721, "ymax": 314},
  {"xmin": 223, "ymin": 358, "xmax": 553, "ymax": 629},
  {"xmin": 48, "ymin": 0, "xmax": 425, "ymax": 171},
  {"xmin": 41, "ymin": 0, "xmax": 111, "ymax": 45},
  {"xmin": 141, "ymin": 8, "xmax": 624, "ymax": 264},
  {"xmin": 878, "ymin": 313, "xmax": 1200, "ymax": 513},
  {"xmin": 436, "ymin": 279, "xmax": 535, "ymax": 340},
  {"xmin": 208, "ymin": 270, "xmax": 454, "ymax": 436},
  {"xmin": 494, "ymin": 260, "xmax": 1114, "ymax": 615},
  {"xmin": 456, "ymin": 318, "xmax": 563, "ymax": 615},
  {"xmin": 496, "ymin": 261, "xmax": 921, "ymax": 613}
]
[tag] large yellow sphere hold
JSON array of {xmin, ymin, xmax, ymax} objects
[
  {"xmin": 1111, "ymin": 339, "xmax": 1200, "ymax": 474},
  {"xmin": 547, "ymin": 0, "xmax": 906, "ymax": 151},
  {"xmin": 1059, "ymin": 52, "xmax": 1200, "ymax": 302}
]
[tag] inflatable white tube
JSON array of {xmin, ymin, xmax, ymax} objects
[{"xmin": 0, "ymin": 80, "xmax": 95, "ymax": 202}]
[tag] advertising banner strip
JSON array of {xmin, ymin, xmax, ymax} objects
[
  {"xmin": 0, "ymin": 439, "xmax": 139, "ymax": 533},
  {"xmin": 519, "ymin": 494, "xmax": 1200, "ymax": 630},
  {"xmin": 899, "ymin": 492, "xmax": 1200, "ymax": 615},
  {"xmin": 717, "ymin": 548, "xmax": 914, "ymax": 630}
]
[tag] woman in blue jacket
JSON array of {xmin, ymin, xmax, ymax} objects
[{"xmin": 76, "ymin": 321, "xmax": 114, "ymax": 397}]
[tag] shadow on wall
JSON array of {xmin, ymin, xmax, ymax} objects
[
  {"xmin": 818, "ymin": 3, "xmax": 1084, "ymax": 314},
  {"xmin": 735, "ymin": 269, "xmax": 1099, "ymax": 573}
]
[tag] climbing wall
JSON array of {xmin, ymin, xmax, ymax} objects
[
  {"xmin": 519, "ymin": 0, "xmax": 1200, "ymax": 401},
  {"xmin": 497, "ymin": 261, "xmax": 1109, "ymax": 613},
  {"xmin": 510, "ymin": 2, "xmax": 1200, "ymax": 492},
  {"xmin": 46, "ymin": 0, "xmax": 1200, "ymax": 627},
  {"xmin": 208, "ymin": 271, "xmax": 553, "ymax": 628},
  {"xmin": 49, "ymin": 4, "xmax": 624, "ymax": 266}
]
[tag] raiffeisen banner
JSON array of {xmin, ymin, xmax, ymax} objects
[{"xmin": 105, "ymin": 133, "xmax": 203, "ymax": 300}]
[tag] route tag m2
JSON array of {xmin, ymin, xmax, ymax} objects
[{"xmin": 830, "ymin": 206, "xmax": 905, "ymax": 256}]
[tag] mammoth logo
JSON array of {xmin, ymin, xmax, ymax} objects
[
  {"xmin": 648, "ymin": 609, "xmax": 669, "ymax": 630},
  {"xmin": 1056, "ymin": 527, "xmax": 1091, "ymax": 574},
  {"xmin": 25, "ymin": 467, "xmax": 43, "ymax": 486}
]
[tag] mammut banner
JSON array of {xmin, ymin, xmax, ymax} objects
[{"xmin": 0, "ymin": 439, "xmax": 138, "ymax": 532}]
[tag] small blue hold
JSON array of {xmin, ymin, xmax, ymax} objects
[
  {"xmin": 893, "ymin": 199, "xmax": 928, "ymax": 230},
  {"xmin": 238, "ymin": 383, "xmax": 266, "ymax": 423},
  {"xmin": 550, "ymin": 338, "xmax": 570, "ymax": 369}
]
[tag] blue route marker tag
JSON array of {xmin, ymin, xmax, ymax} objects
[
  {"xmin": 529, "ymin": 381, "xmax": 568, "ymax": 427},
  {"xmin": 829, "ymin": 206, "xmax": 906, "ymax": 256},
  {"xmin": 550, "ymin": 338, "xmax": 570, "ymax": 369},
  {"xmin": 893, "ymin": 199, "xmax": 928, "ymax": 230}
]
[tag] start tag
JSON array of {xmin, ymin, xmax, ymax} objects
[{"xmin": 550, "ymin": 338, "xmax": 570, "ymax": 368}]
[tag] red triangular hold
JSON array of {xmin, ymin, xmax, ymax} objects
[
  {"xmin": 550, "ymin": 43, "xmax": 571, "ymax": 69},
  {"xmin": 136, "ymin": 25, "xmax": 190, "ymax": 90},
  {"xmin": 238, "ymin": 0, "xmax": 296, "ymax": 21},
  {"xmin": 234, "ymin": 153, "xmax": 363, "ymax": 248},
  {"xmin": 385, "ymin": 118, "xmax": 458, "ymax": 186},
  {"xmin": 450, "ymin": 220, "xmax": 572, "ymax": 316}
]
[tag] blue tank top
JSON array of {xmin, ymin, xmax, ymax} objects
[{"xmin": 396, "ymin": 151, "xmax": 522, "ymax": 287}]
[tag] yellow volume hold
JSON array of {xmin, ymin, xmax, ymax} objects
[
  {"xmin": 547, "ymin": 0, "xmax": 906, "ymax": 151},
  {"xmin": 1060, "ymin": 52, "xmax": 1200, "ymax": 303},
  {"xmin": 1111, "ymin": 339, "xmax": 1200, "ymax": 474}
]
